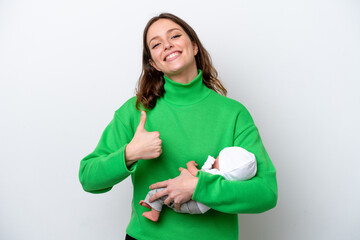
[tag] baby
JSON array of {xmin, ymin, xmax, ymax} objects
[{"xmin": 139, "ymin": 146, "xmax": 257, "ymax": 222}]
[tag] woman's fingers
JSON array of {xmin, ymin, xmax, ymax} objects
[
  {"xmin": 163, "ymin": 197, "xmax": 181, "ymax": 211},
  {"xmin": 149, "ymin": 179, "xmax": 169, "ymax": 190},
  {"xmin": 174, "ymin": 203, "xmax": 181, "ymax": 211},
  {"xmin": 163, "ymin": 196, "xmax": 173, "ymax": 206},
  {"xmin": 127, "ymin": 111, "xmax": 163, "ymax": 161},
  {"xmin": 148, "ymin": 188, "xmax": 168, "ymax": 203},
  {"xmin": 149, "ymin": 168, "xmax": 198, "ymax": 211}
]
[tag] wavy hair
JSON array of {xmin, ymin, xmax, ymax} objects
[{"xmin": 135, "ymin": 12, "xmax": 227, "ymax": 111}]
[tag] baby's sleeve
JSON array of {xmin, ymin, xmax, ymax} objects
[{"xmin": 200, "ymin": 155, "xmax": 216, "ymax": 171}]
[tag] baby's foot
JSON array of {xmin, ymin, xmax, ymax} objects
[
  {"xmin": 139, "ymin": 200, "xmax": 152, "ymax": 209},
  {"xmin": 142, "ymin": 211, "xmax": 160, "ymax": 222}
]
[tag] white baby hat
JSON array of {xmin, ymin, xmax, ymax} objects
[{"xmin": 219, "ymin": 146, "xmax": 257, "ymax": 181}]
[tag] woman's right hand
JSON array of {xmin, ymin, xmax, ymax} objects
[{"xmin": 125, "ymin": 111, "xmax": 162, "ymax": 166}]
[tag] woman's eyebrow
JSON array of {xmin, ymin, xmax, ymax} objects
[{"xmin": 148, "ymin": 28, "xmax": 182, "ymax": 45}]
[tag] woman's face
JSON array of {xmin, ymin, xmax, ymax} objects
[{"xmin": 146, "ymin": 19, "xmax": 198, "ymax": 76}]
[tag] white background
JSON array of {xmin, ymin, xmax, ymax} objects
[{"xmin": 1, "ymin": 0, "xmax": 359, "ymax": 239}]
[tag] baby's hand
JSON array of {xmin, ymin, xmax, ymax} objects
[
  {"xmin": 186, "ymin": 161, "xmax": 199, "ymax": 176},
  {"xmin": 186, "ymin": 161, "xmax": 198, "ymax": 168}
]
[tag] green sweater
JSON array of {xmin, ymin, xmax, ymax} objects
[{"xmin": 79, "ymin": 69, "xmax": 277, "ymax": 240}]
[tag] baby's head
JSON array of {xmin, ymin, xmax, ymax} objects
[{"xmin": 215, "ymin": 146, "xmax": 257, "ymax": 181}]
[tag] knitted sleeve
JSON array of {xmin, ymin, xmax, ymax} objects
[
  {"xmin": 192, "ymin": 105, "xmax": 278, "ymax": 214},
  {"xmin": 78, "ymin": 110, "xmax": 137, "ymax": 194}
]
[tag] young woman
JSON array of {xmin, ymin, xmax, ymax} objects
[{"xmin": 79, "ymin": 13, "xmax": 278, "ymax": 240}]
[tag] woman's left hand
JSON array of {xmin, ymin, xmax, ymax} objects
[{"xmin": 148, "ymin": 167, "xmax": 199, "ymax": 211}]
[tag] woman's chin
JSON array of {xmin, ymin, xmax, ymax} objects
[
  {"xmin": 164, "ymin": 63, "xmax": 193, "ymax": 76},
  {"xmin": 164, "ymin": 66, "xmax": 185, "ymax": 76}
]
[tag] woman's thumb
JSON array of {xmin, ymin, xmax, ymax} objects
[{"xmin": 137, "ymin": 110, "xmax": 147, "ymax": 131}]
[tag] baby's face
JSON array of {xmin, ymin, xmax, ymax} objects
[{"xmin": 213, "ymin": 156, "xmax": 220, "ymax": 170}]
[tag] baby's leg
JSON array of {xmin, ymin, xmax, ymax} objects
[
  {"xmin": 143, "ymin": 188, "xmax": 167, "ymax": 211},
  {"xmin": 172, "ymin": 200, "xmax": 204, "ymax": 214},
  {"xmin": 142, "ymin": 209, "xmax": 161, "ymax": 222},
  {"xmin": 139, "ymin": 200, "xmax": 151, "ymax": 209},
  {"xmin": 140, "ymin": 188, "xmax": 167, "ymax": 221}
]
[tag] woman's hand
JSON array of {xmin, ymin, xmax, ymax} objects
[
  {"xmin": 125, "ymin": 111, "xmax": 162, "ymax": 166},
  {"xmin": 148, "ymin": 167, "xmax": 199, "ymax": 211}
]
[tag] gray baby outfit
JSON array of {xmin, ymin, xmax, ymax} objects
[
  {"xmin": 144, "ymin": 187, "xmax": 203, "ymax": 214},
  {"xmin": 142, "ymin": 147, "xmax": 257, "ymax": 215}
]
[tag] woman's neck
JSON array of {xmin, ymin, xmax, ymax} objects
[
  {"xmin": 162, "ymin": 68, "xmax": 212, "ymax": 106},
  {"xmin": 163, "ymin": 64, "xmax": 198, "ymax": 84}
]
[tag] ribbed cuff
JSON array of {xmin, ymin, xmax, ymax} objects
[
  {"xmin": 119, "ymin": 143, "xmax": 138, "ymax": 174},
  {"xmin": 192, "ymin": 170, "xmax": 209, "ymax": 202}
]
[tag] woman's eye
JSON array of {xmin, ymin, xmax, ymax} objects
[{"xmin": 151, "ymin": 35, "xmax": 181, "ymax": 49}]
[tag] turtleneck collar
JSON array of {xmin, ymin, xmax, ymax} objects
[{"xmin": 162, "ymin": 69, "xmax": 212, "ymax": 106}]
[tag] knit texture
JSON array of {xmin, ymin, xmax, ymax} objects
[{"xmin": 79, "ymin": 69, "xmax": 277, "ymax": 240}]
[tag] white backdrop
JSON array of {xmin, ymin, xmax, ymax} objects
[{"xmin": 1, "ymin": 0, "xmax": 359, "ymax": 239}]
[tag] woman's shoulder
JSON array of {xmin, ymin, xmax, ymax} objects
[
  {"xmin": 114, "ymin": 96, "xmax": 138, "ymax": 116},
  {"xmin": 211, "ymin": 92, "xmax": 255, "ymax": 126},
  {"xmin": 210, "ymin": 91, "xmax": 249, "ymax": 113}
]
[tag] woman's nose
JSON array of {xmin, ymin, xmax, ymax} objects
[{"xmin": 164, "ymin": 40, "xmax": 173, "ymax": 50}]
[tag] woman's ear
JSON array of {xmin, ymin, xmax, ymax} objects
[
  {"xmin": 193, "ymin": 42, "xmax": 199, "ymax": 56},
  {"xmin": 149, "ymin": 59, "xmax": 160, "ymax": 71}
]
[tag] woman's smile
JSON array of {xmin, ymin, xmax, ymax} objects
[{"xmin": 164, "ymin": 51, "xmax": 182, "ymax": 62}]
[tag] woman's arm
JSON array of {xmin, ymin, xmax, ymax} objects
[
  {"xmin": 79, "ymin": 111, "xmax": 137, "ymax": 193},
  {"xmin": 148, "ymin": 105, "xmax": 277, "ymax": 214},
  {"xmin": 192, "ymin": 107, "xmax": 278, "ymax": 214}
]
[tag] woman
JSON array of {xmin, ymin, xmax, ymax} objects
[{"xmin": 79, "ymin": 12, "xmax": 278, "ymax": 240}]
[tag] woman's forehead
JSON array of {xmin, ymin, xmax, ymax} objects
[{"xmin": 147, "ymin": 19, "xmax": 184, "ymax": 42}]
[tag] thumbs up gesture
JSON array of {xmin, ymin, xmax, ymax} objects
[{"xmin": 125, "ymin": 111, "xmax": 162, "ymax": 163}]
